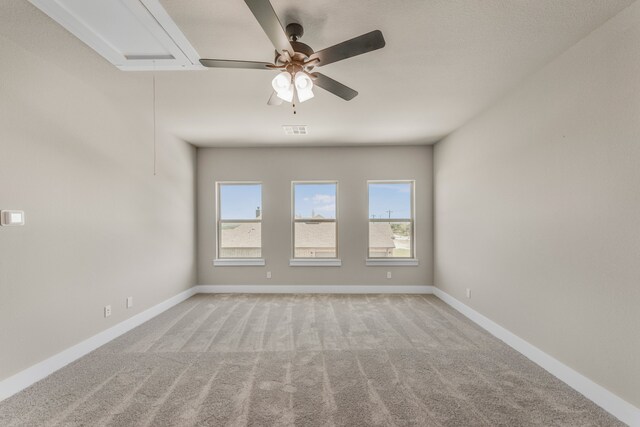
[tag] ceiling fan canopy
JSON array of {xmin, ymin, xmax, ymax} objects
[{"xmin": 199, "ymin": 0, "xmax": 386, "ymax": 104}]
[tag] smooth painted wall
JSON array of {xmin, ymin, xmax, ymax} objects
[
  {"xmin": 0, "ymin": 6, "xmax": 196, "ymax": 381},
  {"xmin": 198, "ymin": 146, "xmax": 433, "ymax": 286},
  {"xmin": 434, "ymin": 2, "xmax": 640, "ymax": 407}
]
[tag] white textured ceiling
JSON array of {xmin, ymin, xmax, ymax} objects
[{"xmin": 3, "ymin": 0, "xmax": 636, "ymax": 146}]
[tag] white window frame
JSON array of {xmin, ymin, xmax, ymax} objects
[
  {"xmin": 290, "ymin": 181, "xmax": 341, "ymax": 266},
  {"xmin": 214, "ymin": 181, "xmax": 265, "ymax": 267},
  {"xmin": 366, "ymin": 180, "xmax": 418, "ymax": 266}
]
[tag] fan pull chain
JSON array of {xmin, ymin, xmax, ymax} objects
[{"xmin": 152, "ymin": 60, "xmax": 157, "ymax": 176}]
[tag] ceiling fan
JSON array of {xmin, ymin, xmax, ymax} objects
[{"xmin": 199, "ymin": 0, "xmax": 386, "ymax": 105}]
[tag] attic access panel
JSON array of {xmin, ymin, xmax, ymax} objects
[{"xmin": 29, "ymin": 0, "xmax": 201, "ymax": 70}]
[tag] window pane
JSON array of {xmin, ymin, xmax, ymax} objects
[
  {"xmin": 369, "ymin": 221, "xmax": 412, "ymax": 258},
  {"xmin": 220, "ymin": 184, "xmax": 262, "ymax": 220},
  {"xmin": 369, "ymin": 183, "xmax": 412, "ymax": 219},
  {"xmin": 294, "ymin": 183, "xmax": 336, "ymax": 219},
  {"xmin": 294, "ymin": 222, "xmax": 336, "ymax": 258},
  {"xmin": 220, "ymin": 222, "xmax": 261, "ymax": 258}
]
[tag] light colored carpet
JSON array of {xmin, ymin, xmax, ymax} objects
[{"xmin": 0, "ymin": 294, "xmax": 623, "ymax": 426}]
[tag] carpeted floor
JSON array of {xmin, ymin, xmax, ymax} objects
[{"xmin": 0, "ymin": 294, "xmax": 623, "ymax": 426}]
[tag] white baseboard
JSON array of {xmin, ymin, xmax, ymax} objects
[
  {"xmin": 432, "ymin": 288, "xmax": 640, "ymax": 427},
  {"xmin": 0, "ymin": 287, "xmax": 197, "ymax": 402},
  {"xmin": 195, "ymin": 284, "xmax": 435, "ymax": 294},
  {"xmin": 3, "ymin": 284, "xmax": 637, "ymax": 427}
]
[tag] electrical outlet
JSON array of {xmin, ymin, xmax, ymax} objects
[
  {"xmin": 266, "ymin": 271, "xmax": 272, "ymax": 279},
  {"xmin": 104, "ymin": 305, "xmax": 112, "ymax": 317},
  {"xmin": 386, "ymin": 271, "xmax": 392, "ymax": 279},
  {"xmin": 466, "ymin": 288, "xmax": 471, "ymax": 299},
  {"xmin": 126, "ymin": 297, "xmax": 133, "ymax": 308}
]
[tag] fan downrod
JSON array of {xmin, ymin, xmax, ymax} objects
[{"xmin": 282, "ymin": 23, "xmax": 314, "ymax": 59}]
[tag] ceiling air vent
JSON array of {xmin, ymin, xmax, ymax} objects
[{"xmin": 283, "ymin": 125, "xmax": 308, "ymax": 135}]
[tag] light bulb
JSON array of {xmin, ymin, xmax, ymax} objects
[
  {"xmin": 295, "ymin": 72, "xmax": 313, "ymax": 90},
  {"xmin": 294, "ymin": 72, "xmax": 314, "ymax": 103},
  {"xmin": 272, "ymin": 72, "xmax": 292, "ymax": 92}
]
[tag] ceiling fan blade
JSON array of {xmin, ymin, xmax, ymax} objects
[
  {"xmin": 199, "ymin": 59, "xmax": 273, "ymax": 70},
  {"xmin": 311, "ymin": 30, "xmax": 385, "ymax": 67},
  {"xmin": 244, "ymin": 0, "xmax": 293, "ymax": 55},
  {"xmin": 312, "ymin": 73, "xmax": 358, "ymax": 101},
  {"xmin": 267, "ymin": 91, "xmax": 283, "ymax": 106}
]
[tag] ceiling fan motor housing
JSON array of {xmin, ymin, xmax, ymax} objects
[{"xmin": 291, "ymin": 41, "xmax": 314, "ymax": 58}]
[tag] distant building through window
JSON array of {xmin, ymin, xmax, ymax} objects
[
  {"xmin": 216, "ymin": 182, "xmax": 262, "ymax": 259},
  {"xmin": 368, "ymin": 181, "xmax": 415, "ymax": 258},
  {"xmin": 292, "ymin": 182, "xmax": 338, "ymax": 258}
]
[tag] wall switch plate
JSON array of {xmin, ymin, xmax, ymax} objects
[
  {"xmin": 0, "ymin": 210, "xmax": 25, "ymax": 226},
  {"xmin": 266, "ymin": 271, "xmax": 272, "ymax": 279},
  {"xmin": 104, "ymin": 305, "xmax": 112, "ymax": 317},
  {"xmin": 386, "ymin": 271, "xmax": 392, "ymax": 279},
  {"xmin": 126, "ymin": 297, "xmax": 133, "ymax": 308},
  {"xmin": 466, "ymin": 288, "xmax": 471, "ymax": 299}
]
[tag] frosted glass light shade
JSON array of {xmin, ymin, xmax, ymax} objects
[
  {"xmin": 272, "ymin": 72, "xmax": 291, "ymax": 92},
  {"xmin": 272, "ymin": 72, "xmax": 294, "ymax": 102},
  {"xmin": 294, "ymin": 72, "xmax": 314, "ymax": 103}
]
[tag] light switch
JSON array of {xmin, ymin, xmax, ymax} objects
[{"xmin": 1, "ymin": 210, "xmax": 25, "ymax": 226}]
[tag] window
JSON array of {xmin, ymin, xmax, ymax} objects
[
  {"xmin": 216, "ymin": 182, "xmax": 262, "ymax": 260},
  {"xmin": 368, "ymin": 181, "xmax": 414, "ymax": 259},
  {"xmin": 292, "ymin": 182, "xmax": 338, "ymax": 259}
]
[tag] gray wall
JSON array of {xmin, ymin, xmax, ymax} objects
[
  {"xmin": 0, "ymin": 17, "xmax": 197, "ymax": 381},
  {"xmin": 434, "ymin": 2, "xmax": 640, "ymax": 407},
  {"xmin": 198, "ymin": 146, "xmax": 433, "ymax": 286}
]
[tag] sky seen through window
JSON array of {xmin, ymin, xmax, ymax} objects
[
  {"xmin": 219, "ymin": 184, "xmax": 262, "ymax": 220},
  {"xmin": 369, "ymin": 183, "xmax": 412, "ymax": 219}
]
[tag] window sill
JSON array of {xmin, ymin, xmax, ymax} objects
[
  {"xmin": 213, "ymin": 259, "xmax": 265, "ymax": 267},
  {"xmin": 366, "ymin": 258, "xmax": 419, "ymax": 266},
  {"xmin": 289, "ymin": 259, "xmax": 342, "ymax": 267}
]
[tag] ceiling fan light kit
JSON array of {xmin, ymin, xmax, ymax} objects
[{"xmin": 199, "ymin": 0, "xmax": 386, "ymax": 106}]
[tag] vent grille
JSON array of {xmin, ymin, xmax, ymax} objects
[{"xmin": 283, "ymin": 125, "xmax": 308, "ymax": 135}]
